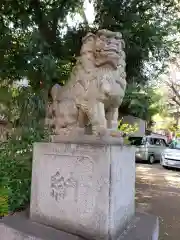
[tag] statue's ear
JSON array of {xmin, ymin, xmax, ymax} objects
[
  {"xmin": 80, "ymin": 32, "xmax": 96, "ymax": 55},
  {"xmin": 82, "ymin": 32, "xmax": 96, "ymax": 43}
]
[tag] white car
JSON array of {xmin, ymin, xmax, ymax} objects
[{"xmin": 161, "ymin": 140, "xmax": 180, "ymax": 169}]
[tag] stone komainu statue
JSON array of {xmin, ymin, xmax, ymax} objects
[{"xmin": 47, "ymin": 29, "xmax": 126, "ymax": 136}]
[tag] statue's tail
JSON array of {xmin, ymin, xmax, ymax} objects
[
  {"xmin": 48, "ymin": 84, "xmax": 62, "ymax": 127},
  {"xmin": 51, "ymin": 84, "xmax": 61, "ymax": 101}
]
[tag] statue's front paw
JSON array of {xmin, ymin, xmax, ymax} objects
[
  {"xmin": 92, "ymin": 126, "xmax": 107, "ymax": 137},
  {"xmin": 109, "ymin": 130, "xmax": 123, "ymax": 137}
]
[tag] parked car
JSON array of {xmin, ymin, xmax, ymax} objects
[
  {"xmin": 128, "ymin": 135, "xmax": 168, "ymax": 164},
  {"xmin": 161, "ymin": 139, "xmax": 180, "ymax": 169}
]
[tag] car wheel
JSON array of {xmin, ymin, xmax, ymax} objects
[{"xmin": 148, "ymin": 155, "xmax": 155, "ymax": 164}]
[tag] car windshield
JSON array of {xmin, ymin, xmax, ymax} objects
[
  {"xmin": 128, "ymin": 137, "xmax": 144, "ymax": 146},
  {"xmin": 169, "ymin": 140, "xmax": 180, "ymax": 150}
]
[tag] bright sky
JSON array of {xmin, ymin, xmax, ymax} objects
[
  {"xmin": 84, "ymin": 0, "xmax": 95, "ymax": 24},
  {"xmin": 176, "ymin": 72, "xmax": 180, "ymax": 79},
  {"xmin": 67, "ymin": 0, "xmax": 95, "ymax": 27}
]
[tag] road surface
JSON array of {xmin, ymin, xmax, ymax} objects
[{"xmin": 136, "ymin": 163, "xmax": 180, "ymax": 240}]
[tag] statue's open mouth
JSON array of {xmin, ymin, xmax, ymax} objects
[
  {"xmin": 96, "ymin": 47, "xmax": 119, "ymax": 54},
  {"xmin": 103, "ymin": 48, "xmax": 119, "ymax": 54}
]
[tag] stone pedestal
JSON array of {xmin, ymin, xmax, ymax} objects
[
  {"xmin": 0, "ymin": 136, "xmax": 160, "ymax": 240},
  {"xmin": 30, "ymin": 136, "xmax": 135, "ymax": 240},
  {"xmin": 0, "ymin": 211, "xmax": 159, "ymax": 240}
]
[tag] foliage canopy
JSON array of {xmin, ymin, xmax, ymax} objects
[{"xmin": 0, "ymin": 0, "xmax": 179, "ymax": 89}]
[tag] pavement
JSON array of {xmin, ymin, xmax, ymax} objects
[{"xmin": 136, "ymin": 163, "xmax": 180, "ymax": 240}]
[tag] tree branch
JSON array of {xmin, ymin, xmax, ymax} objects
[
  {"xmin": 78, "ymin": 7, "xmax": 89, "ymax": 27},
  {"xmin": 29, "ymin": 0, "xmax": 56, "ymax": 44},
  {"xmin": 50, "ymin": 0, "xmax": 69, "ymax": 34},
  {"xmin": 171, "ymin": 96, "xmax": 180, "ymax": 107},
  {"xmin": 170, "ymin": 83, "xmax": 180, "ymax": 102},
  {"xmin": 29, "ymin": 0, "xmax": 66, "ymax": 45},
  {"xmin": 29, "ymin": 0, "xmax": 71, "ymax": 58}
]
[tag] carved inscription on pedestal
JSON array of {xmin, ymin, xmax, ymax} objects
[
  {"xmin": 47, "ymin": 143, "xmax": 106, "ymax": 156},
  {"xmin": 48, "ymin": 153, "xmax": 93, "ymax": 203},
  {"xmin": 50, "ymin": 171, "xmax": 77, "ymax": 201},
  {"xmin": 75, "ymin": 144, "xmax": 107, "ymax": 153}
]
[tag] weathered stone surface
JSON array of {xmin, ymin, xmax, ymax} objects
[
  {"xmin": 0, "ymin": 212, "xmax": 159, "ymax": 240},
  {"xmin": 119, "ymin": 212, "xmax": 159, "ymax": 240},
  {"xmin": 50, "ymin": 134, "xmax": 124, "ymax": 145},
  {"xmin": 30, "ymin": 140, "xmax": 135, "ymax": 240},
  {"xmin": 0, "ymin": 212, "xmax": 84, "ymax": 240},
  {"xmin": 46, "ymin": 29, "xmax": 126, "ymax": 136}
]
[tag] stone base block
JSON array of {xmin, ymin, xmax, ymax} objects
[
  {"xmin": 0, "ymin": 212, "xmax": 159, "ymax": 240},
  {"xmin": 0, "ymin": 212, "xmax": 83, "ymax": 240},
  {"xmin": 119, "ymin": 212, "xmax": 159, "ymax": 240},
  {"xmin": 30, "ymin": 137, "xmax": 135, "ymax": 240}
]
